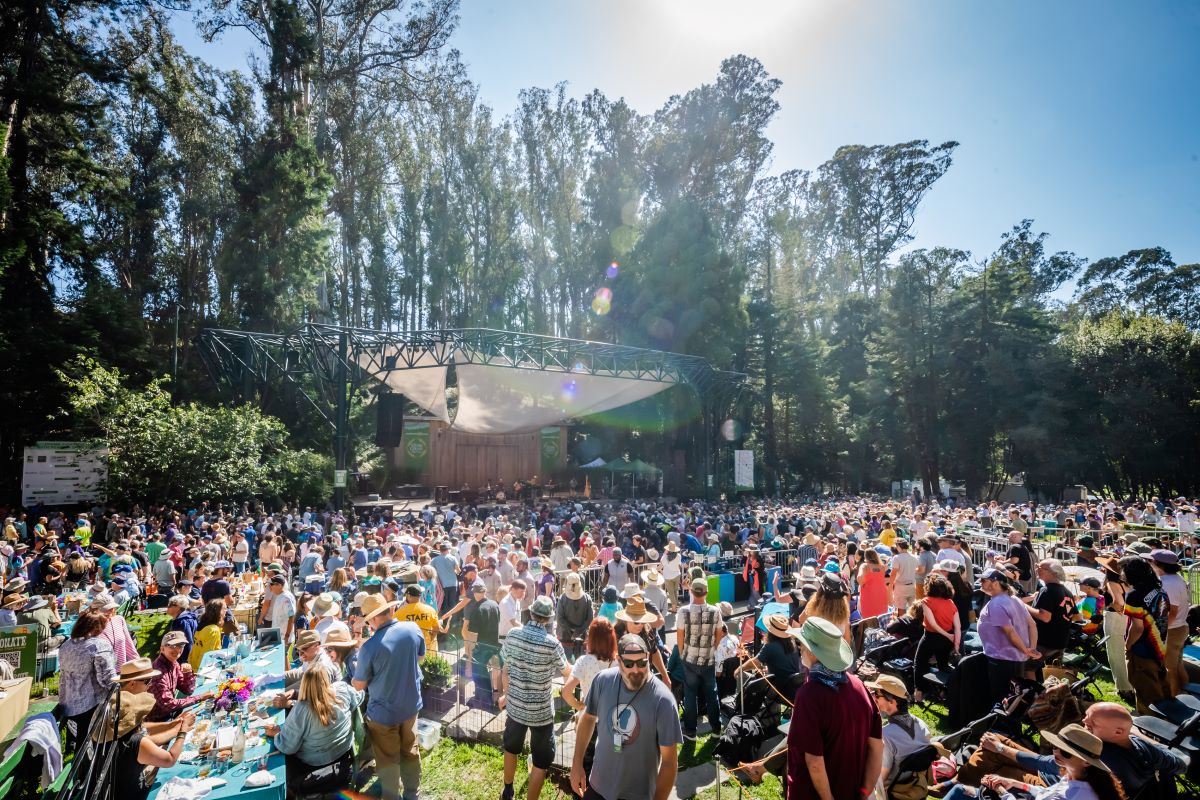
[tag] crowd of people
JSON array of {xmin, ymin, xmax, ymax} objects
[{"xmin": 1, "ymin": 491, "xmax": 1198, "ymax": 800}]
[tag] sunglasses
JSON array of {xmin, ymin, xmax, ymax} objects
[{"xmin": 620, "ymin": 657, "xmax": 648, "ymax": 669}]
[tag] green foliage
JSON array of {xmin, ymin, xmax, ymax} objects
[
  {"xmin": 56, "ymin": 356, "xmax": 330, "ymax": 505},
  {"xmin": 420, "ymin": 653, "xmax": 452, "ymax": 688}
]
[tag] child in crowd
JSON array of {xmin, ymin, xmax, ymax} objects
[
  {"xmin": 1077, "ymin": 576, "xmax": 1105, "ymax": 635},
  {"xmin": 597, "ymin": 585, "xmax": 621, "ymax": 623}
]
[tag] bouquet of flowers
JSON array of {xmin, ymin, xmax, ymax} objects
[{"xmin": 215, "ymin": 674, "xmax": 255, "ymax": 711}]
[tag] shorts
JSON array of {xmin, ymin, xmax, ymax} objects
[{"xmin": 502, "ymin": 717, "xmax": 555, "ymax": 770}]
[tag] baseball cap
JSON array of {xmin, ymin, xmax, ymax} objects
[
  {"xmin": 691, "ymin": 578, "xmax": 709, "ymax": 594},
  {"xmin": 618, "ymin": 634, "xmax": 649, "ymax": 655},
  {"xmin": 161, "ymin": 631, "xmax": 188, "ymax": 647}
]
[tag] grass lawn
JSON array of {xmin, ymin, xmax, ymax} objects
[{"xmin": 416, "ymin": 739, "xmax": 532, "ymax": 800}]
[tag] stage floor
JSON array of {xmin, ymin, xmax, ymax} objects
[{"xmin": 350, "ymin": 493, "xmax": 596, "ymax": 513}]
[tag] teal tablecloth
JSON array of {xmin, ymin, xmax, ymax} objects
[{"xmin": 147, "ymin": 643, "xmax": 288, "ymax": 800}]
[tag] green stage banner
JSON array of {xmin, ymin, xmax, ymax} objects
[
  {"xmin": 540, "ymin": 427, "xmax": 561, "ymax": 474},
  {"xmin": 403, "ymin": 421, "xmax": 431, "ymax": 471},
  {"xmin": 0, "ymin": 625, "xmax": 39, "ymax": 679}
]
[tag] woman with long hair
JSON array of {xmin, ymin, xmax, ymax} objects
[
  {"xmin": 189, "ymin": 599, "xmax": 226, "ymax": 670},
  {"xmin": 912, "ymin": 574, "xmax": 961, "ymax": 702},
  {"xmin": 800, "ymin": 573, "xmax": 852, "ymax": 643},
  {"xmin": 857, "ymin": 548, "xmax": 890, "ymax": 618},
  {"xmin": 560, "ymin": 617, "xmax": 617, "ymax": 711},
  {"xmin": 1118, "ymin": 555, "xmax": 1170, "ymax": 714},
  {"xmin": 265, "ymin": 665, "xmax": 364, "ymax": 794}
]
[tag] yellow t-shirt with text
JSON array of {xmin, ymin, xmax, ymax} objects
[{"xmin": 395, "ymin": 601, "xmax": 440, "ymax": 652}]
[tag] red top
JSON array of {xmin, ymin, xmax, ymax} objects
[
  {"xmin": 923, "ymin": 596, "xmax": 958, "ymax": 634},
  {"xmin": 787, "ymin": 673, "xmax": 882, "ymax": 800}
]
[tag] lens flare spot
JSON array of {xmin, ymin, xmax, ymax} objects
[
  {"xmin": 561, "ymin": 380, "xmax": 579, "ymax": 403},
  {"xmin": 595, "ymin": 287, "xmax": 612, "ymax": 302},
  {"xmin": 721, "ymin": 419, "xmax": 743, "ymax": 441},
  {"xmin": 606, "ymin": 262, "xmax": 619, "ymax": 279}
]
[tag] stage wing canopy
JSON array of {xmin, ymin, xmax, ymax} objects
[{"xmin": 196, "ymin": 326, "xmax": 745, "ymax": 435}]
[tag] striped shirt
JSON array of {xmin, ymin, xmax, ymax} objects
[{"xmin": 500, "ymin": 621, "xmax": 567, "ymax": 726}]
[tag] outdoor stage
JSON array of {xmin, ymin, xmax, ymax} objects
[{"xmin": 197, "ymin": 324, "xmax": 747, "ymax": 506}]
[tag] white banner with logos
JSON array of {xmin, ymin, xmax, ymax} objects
[
  {"xmin": 734, "ymin": 449, "xmax": 754, "ymax": 490},
  {"xmin": 22, "ymin": 441, "xmax": 108, "ymax": 506}
]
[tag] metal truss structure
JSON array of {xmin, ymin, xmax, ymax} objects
[{"xmin": 196, "ymin": 323, "xmax": 748, "ymax": 506}]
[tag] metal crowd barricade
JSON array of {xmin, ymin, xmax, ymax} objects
[{"xmin": 1188, "ymin": 563, "xmax": 1200, "ymax": 606}]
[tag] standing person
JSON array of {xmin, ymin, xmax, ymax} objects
[
  {"xmin": 1006, "ymin": 528, "xmax": 1036, "ymax": 595},
  {"xmin": 786, "ymin": 617, "xmax": 883, "ymax": 800},
  {"xmin": 915, "ymin": 538, "xmax": 936, "ymax": 600},
  {"xmin": 556, "ymin": 572, "xmax": 594, "ymax": 658},
  {"xmin": 889, "ymin": 539, "xmax": 918, "ymax": 612},
  {"xmin": 912, "ymin": 575, "xmax": 961, "ymax": 702},
  {"xmin": 498, "ymin": 596, "xmax": 569, "ymax": 800},
  {"xmin": 570, "ymin": 635, "xmax": 682, "ymax": 800},
  {"xmin": 165, "ymin": 594, "xmax": 199, "ymax": 664},
  {"xmin": 265, "ymin": 574, "xmax": 297, "ymax": 645},
  {"xmin": 675, "ymin": 578, "xmax": 722, "ymax": 741},
  {"xmin": 464, "ymin": 580, "xmax": 501, "ymax": 707},
  {"xmin": 431, "ymin": 541, "xmax": 461, "ymax": 627},
  {"xmin": 1118, "ymin": 555, "xmax": 1170, "ymax": 714},
  {"xmin": 857, "ymin": 549, "xmax": 890, "ymax": 619},
  {"xmin": 659, "ymin": 542, "xmax": 683, "ymax": 611},
  {"xmin": 976, "ymin": 568, "xmax": 1039, "ymax": 708},
  {"xmin": 1147, "ymin": 549, "xmax": 1190, "ymax": 695},
  {"xmin": 561, "ymin": 618, "xmax": 617, "ymax": 712},
  {"xmin": 1026, "ymin": 559, "xmax": 1078, "ymax": 674},
  {"xmin": 352, "ymin": 593, "xmax": 424, "ymax": 800},
  {"xmin": 395, "ymin": 584, "xmax": 448, "ymax": 652},
  {"xmin": 57, "ymin": 609, "xmax": 117, "ymax": 754}
]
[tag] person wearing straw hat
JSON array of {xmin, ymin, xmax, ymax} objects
[
  {"xmin": 352, "ymin": 591, "xmax": 422, "ymax": 800},
  {"xmin": 95, "ymin": 686, "xmax": 195, "ymax": 800},
  {"xmin": 785, "ymin": 616, "xmax": 882, "ymax": 800},
  {"xmin": 312, "ymin": 591, "xmax": 351, "ymax": 644},
  {"xmin": 556, "ymin": 571, "xmax": 593, "ymax": 656},
  {"xmin": 641, "ymin": 567, "xmax": 669, "ymax": 621},
  {"xmin": 498, "ymin": 595, "xmax": 569, "ymax": 800},
  {"xmin": 0, "ymin": 592, "xmax": 27, "ymax": 627},
  {"xmin": 322, "ymin": 626, "xmax": 361, "ymax": 682},
  {"xmin": 659, "ymin": 541, "xmax": 683, "ymax": 611},
  {"xmin": 734, "ymin": 613, "xmax": 800, "ymax": 688},
  {"xmin": 943, "ymin": 723, "xmax": 1126, "ymax": 800},
  {"xmin": 615, "ymin": 594, "xmax": 671, "ymax": 688}
]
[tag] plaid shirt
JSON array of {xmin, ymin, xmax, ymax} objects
[{"xmin": 677, "ymin": 602, "xmax": 720, "ymax": 666}]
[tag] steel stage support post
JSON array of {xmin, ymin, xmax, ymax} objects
[{"xmin": 333, "ymin": 329, "xmax": 349, "ymax": 511}]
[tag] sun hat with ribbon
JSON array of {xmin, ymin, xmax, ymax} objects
[
  {"xmin": 791, "ymin": 616, "xmax": 853, "ymax": 672},
  {"xmin": 359, "ymin": 593, "xmax": 399, "ymax": 621},
  {"xmin": 323, "ymin": 628, "xmax": 360, "ymax": 651},
  {"xmin": 764, "ymin": 614, "xmax": 791, "ymax": 639},
  {"xmin": 615, "ymin": 595, "xmax": 658, "ymax": 624},
  {"xmin": 1041, "ymin": 723, "xmax": 1111, "ymax": 772},
  {"xmin": 95, "ymin": 690, "xmax": 157, "ymax": 741},
  {"xmin": 642, "ymin": 568, "xmax": 665, "ymax": 586},
  {"xmin": 117, "ymin": 657, "xmax": 162, "ymax": 683},
  {"xmin": 312, "ymin": 592, "xmax": 341, "ymax": 618}
]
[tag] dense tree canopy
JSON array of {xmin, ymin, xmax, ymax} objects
[{"xmin": 2, "ymin": 1, "xmax": 1198, "ymax": 503}]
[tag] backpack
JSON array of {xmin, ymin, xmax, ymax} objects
[{"xmin": 713, "ymin": 713, "xmax": 764, "ymax": 767}]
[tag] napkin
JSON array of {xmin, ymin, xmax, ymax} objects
[
  {"xmin": 253, "ymin": 659, "xmax": 271, "ymax": 667},
  {"xmin": 178, "ymin": 749, "xmax": 200, "ymax": 763},
  {"xmin": 243, "ymin": 770, "xmax": 276, "ymax": 788},
  {"xmin": 155, "ymin": 777, "xmax": 227, "ymax": 800}
]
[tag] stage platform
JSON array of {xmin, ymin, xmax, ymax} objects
[{"xmin": 350, "ymin": 493, "xmax": 597, "ymax": 513}]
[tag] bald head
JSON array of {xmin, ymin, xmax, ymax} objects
[{"xmin": 1084, "ymin": 702, "xmax": 1133, "ymax": 745}]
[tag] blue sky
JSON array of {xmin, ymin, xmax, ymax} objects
[{"xmin": 172, "ymin": 0, "xmax": 1200, "ymax": 277}]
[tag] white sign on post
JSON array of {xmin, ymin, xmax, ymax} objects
[
  {"xmin": 333, "ymin": 470, "xmax": 348, "ymax": 488},
  {"xmin": 734, "ymin": 449, "xmax": 754, "ymax": 490},
  {"xmin": 22, "ymin": 441, "xmax": 108, "ymax": 506}
]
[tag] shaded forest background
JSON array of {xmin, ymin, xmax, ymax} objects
[{"xmin": 2, "ymin": 0, "xmax": 1199, "ymax": 505}]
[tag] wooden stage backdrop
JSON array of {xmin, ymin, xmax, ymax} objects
[{"xmin": 392, "ymin": 419, "xmax": 567, "ymax": 490}]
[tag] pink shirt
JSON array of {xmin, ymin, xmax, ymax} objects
[{"xmin": 100, "ymin": 615, "xmax": 138, "ymax": 666}]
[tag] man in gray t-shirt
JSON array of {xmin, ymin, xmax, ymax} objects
[{"xmin": 572, "ymin": 635, "xmax": 682, "ymax": 800}]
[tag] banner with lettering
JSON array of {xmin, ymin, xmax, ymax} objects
[
  {"xmin": 540, "ymin": 427, "xmax": 561, "ymax": 475},
  {"xmin": 0, "ymin": 626, "xmax": 39, "ymax": 678},
  {"xmin": 402, "ymin": 421, "xmax": 431, "ymax": 471}
]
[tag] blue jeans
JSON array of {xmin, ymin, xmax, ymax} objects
[
  {"xmin": 682, "ymin": 661, "xmax": 720, "ymax": 736},
  {"xmin": 942, "ymin": 786, "xmax": 978, "ymax": 800}
]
